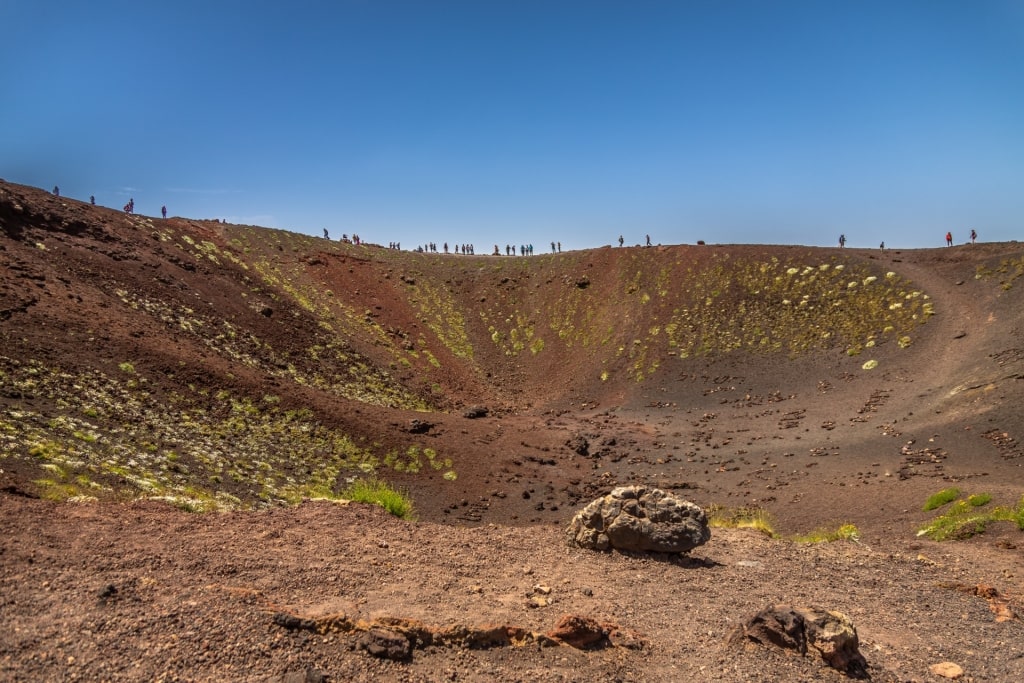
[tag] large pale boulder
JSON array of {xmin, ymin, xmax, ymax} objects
[{"xmin": 565, "ymin": 485, "xmax": 710, "ymax": 553}]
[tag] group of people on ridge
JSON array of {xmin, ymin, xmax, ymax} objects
[
  {"xmin": 945, "ymin": 230, "xmax": 978, "ymax": 246},
  {"xmin": 52, "ymin": 184, "xmax": 172, "ymax": 218},
  {"xmin": 839, "ymin": 230, "xmax": 979, "ymax": 249}
]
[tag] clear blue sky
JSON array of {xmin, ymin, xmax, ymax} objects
[{"xmin": 2, "ymin": 1, "xmax": 1022, "ymax": 250}]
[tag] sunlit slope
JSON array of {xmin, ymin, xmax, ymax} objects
[
  {"xmin": 226, "ymin": 234, "xmax": 935, "ymax": 405},
  {"xmin": 14, "ymin": 180, "xmax": 1024, "ymax": 512}
]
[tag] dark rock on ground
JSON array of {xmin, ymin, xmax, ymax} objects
[
  {"xmin": 463, "ymin": 405, "xmax": 489, "ymax": 418},
  {"xmin": 731, "ymin": 605, "xmax": 868, "ymax": 678},
  {"xmin": 359, "ymin": 627, "xmax": 413, "ymax": 661}
]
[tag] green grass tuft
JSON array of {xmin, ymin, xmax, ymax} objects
[
  {"xmin": 342, "ymin": 477, "xmax": 416, "ymax": 519},
  {"xmin": 792, "ymin": 523, "xmax": 860, "ymax": 544},
  {"xmin": 967, "ymin": 493, "xmax": 992, "ymax": 507},
  {"xmin": 918, "ymin": 492, "xmax": 1024, "ymax": 541},
  {"xmin": 707, "ymin": 505, "xmax": 776, "ymax": 537},
  {"xmin": 923, "ymin": 487, "xmax": 961, "ymax": 511}
]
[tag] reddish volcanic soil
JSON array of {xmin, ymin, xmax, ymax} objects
[{"xmin": 1, "ymin": 180, "xmax": 1023, "ymax": 681}]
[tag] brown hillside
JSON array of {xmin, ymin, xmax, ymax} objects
[{"xmin": 2, "ymin": 179, "xmax": 1023, "ymax": 681}]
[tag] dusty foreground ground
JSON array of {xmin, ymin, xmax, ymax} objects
[{"xmin": 2, "ymin": 494, "xmax": 1022, "ymax": 682}]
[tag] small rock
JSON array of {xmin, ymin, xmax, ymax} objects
[
  {"xmin": 359, "ymin": 628, "xmax": 412, "ymax": 661},
  {"xmin": 276, "ymin": 668, "xmax": 327, "ymax": 683},
  {"xmin": 463, "ymin": 405, "xmax": 488, "ymax": 419},
  {"xmin": 407, "ymin": 419, "xmax": 432, "ymax": 434},
  {"xmin": 273, "ymin": 613, "xmax": 318, "ymax": 632},
  {"xmin": 930, "ymin": 662, "xmax": 964, "ymax": 679},
  {"xmin": 533, "ymin": 584, "xmax": 552, "ymax": 595},
  {"xmin": 566, "ymin": 435, "xmax": 590, "ymax": 456},
  {"xmin": 527, "ymin": 596, "xmax": 549, "ymax": 609},
  {"xmin": 546, "ymin": 614, "xmax": 608, "ymax": 649}
]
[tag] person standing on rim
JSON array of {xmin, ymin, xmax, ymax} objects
[{"xmin": 161, "ymin": 205, "xmax": 167, "ymax": 219}]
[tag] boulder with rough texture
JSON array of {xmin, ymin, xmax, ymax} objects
[
  {"xmin": 565, "ymin": 486, "xmax": 710, "ymax": 553},
  {"xmin": 731, "ymin": 605, "xmax": 868, "ymax": 678}
]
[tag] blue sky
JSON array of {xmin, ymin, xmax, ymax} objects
[{"xmin": 2, "ymin": 1, "xmax": 1022, "ymax": 250}]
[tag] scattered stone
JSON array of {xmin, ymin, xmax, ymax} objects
[
  {"xmin": 407, "ymin": 419, "xmax": 432, "ymax": 434},
  {"xmin": 526, "ymin": 596, "xmax": 550, "ymax": 608},
  {"xmin": 930, "ymin": 662, "xmax": 964, "ymax": 679},
  {"xmin": 463, "ymin": 405, "xmax": 488, "ymax": 419},
  {"xmin": 565, "ymin": 485, "xmax": 710, "ymax": 553},
  {"xmin": 270, "ymin": 668, "xmax": 326, "ymax": 683},
  {"xmin": 949, "ymin": 583, "xmax": 1017, "ymax": 622},
  {"xmin": 566, "ymin": 435, "xmax": 590, "ymax": 456},
  {"xmin": 546, "ymin": 614, "xmax": 608, "ymax": 649},
  {"xmin": 359, "ymin": 628, "xmax": 412, "ymax": 661},
  {"xmin": 96, "ymin": 583, "xmax": 119, "ymax": 607},
  {"xmin": 731, "ymin": 605, "xmax": 868, "ymax": 678},
  {"xmin": 272, "ymin": 612, "xmax": 319, "ymax": 632},
  {"xmin": 533, "ymin": 584, "xmax": 552, "ymax": 595}
]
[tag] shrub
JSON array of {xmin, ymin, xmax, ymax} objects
[
  {"xmin": 967, "ymin": 493, "xmax": 992, "ymax": 507},
  {"xmin": 917, "ymin": 492, "xmax": 1023, "ymax": 541},
  {"xmin": 793, "ymin": 523, "xmax": 860, "ymax": 543},
  {"xmin": 923, "ymin": 487, "xmax": 960, "ymax": 511},
  {"xmin": 1011, "ymin": 495, "xmax": 1024, "ymax": 530},
  {"xmin": 707, "ymin": 505, "xmax": 775, "ymax": 537},
  {"xmin": 342, "ymin": 477, "xmax": 415, "ymax": 519}
]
